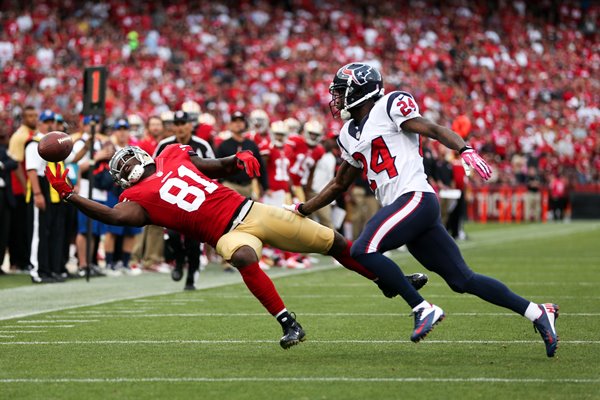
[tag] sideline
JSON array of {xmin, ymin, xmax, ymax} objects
[{"xmin": 0, "ymin": 263, "xmax": 337, "ymax": 321}]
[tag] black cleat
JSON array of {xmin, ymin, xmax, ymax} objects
[
  {"xmin": 184, "ymin": 283, "xmax": 196, "ymax": 291},
  {"xmin": 171, "ymin": 265, "xmax": 183, "ymax": 282},
  {"xmin": 376, "ymin": 273, "xmax": 429, "ymax": 298},
  {"xmin": 31, "ymin": 275, "xmax": 56, "ymax": 284},
  {"xmin": 280, "ymin": 317, "xmax": 306, "ymax": 349},
  {"xmin": 408, "ymin": 273, "xmax": 428, "ymax": 291}
]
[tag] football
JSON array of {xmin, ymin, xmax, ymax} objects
[{"xmin": 38, "ymin": 131, "xmax": 74, "ymax": 162}]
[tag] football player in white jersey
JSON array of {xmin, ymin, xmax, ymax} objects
[{"xmin": 285, "ymin": 62, "xmax": 559, "ymax": 357}]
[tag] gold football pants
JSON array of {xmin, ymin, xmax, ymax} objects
[{"xmin": 216, "ymin": 202, "xmax": 334, "ymax": 261}]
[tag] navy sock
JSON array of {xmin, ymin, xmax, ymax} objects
[
  {"xmin": 355, "ymin": 253, "xmax": 424, "ymax": 308},
  {"xmin": 464, "ymin": 273, "xmax": 530, "ymax": 315},
  {"xmin": 122, "ymin": 252, "xmax": 131, "ymax": 268},
  {"xmin": 105, "ymin": 252, "xmax": 114, "ymax": 269}
]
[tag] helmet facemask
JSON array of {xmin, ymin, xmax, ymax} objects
[
  {"xmin": 329, "ymin": 63, "xmax": 385, "ymax": 120},
  {"xmin": 109, "ymin": 146, "xmax": 155, "ymax": 189}
]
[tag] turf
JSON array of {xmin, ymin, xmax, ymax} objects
[
  {"xmin": 1, "ymin": 222, "xmax": 599, "ymax": 399},
  {"xmin": 0, "ymin": 273, "xmax": 32, "ymax": 290}
]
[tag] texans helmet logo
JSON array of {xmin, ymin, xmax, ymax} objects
[{"xmin": 339, "ymin": 63, "xmax": 380, "ymax": 86}]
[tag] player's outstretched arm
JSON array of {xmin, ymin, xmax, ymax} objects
[
  {"xmin": 190, "ymin": 150, "xmax": 261, "ymax": 179},
  {"xmin": 401, "ymin": 116, "xmax": 492, "ymax": 180},
  {"xmin": 69, "ymin": 195, "xmax": 149, "ymax": 227},
  {"xmin": 301, "ymin": 161, "xmax": 361, "ymax": 215},
  {"xmin": 45, "ymin": 165, "xmax": 149, "ymax": 227},
  {"xmin": 401, "ymin": 116, "xmax": 466, "ymax": 151}
]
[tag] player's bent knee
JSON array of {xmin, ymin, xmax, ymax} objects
[
  {"xmin": 229, "ymin": 246, "xmax": 259, "ymax": 268},
  {"xmin": 327, "ymin": 233, "xmax": 347, "ymax": 256},
  {"xmin": 349, "ymin": 241, "xmax": 368, "ymax": 258}
]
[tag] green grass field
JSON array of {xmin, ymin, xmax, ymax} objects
[{"xmin": 1, "ymin": 222, "xmax": 599, "ymax": 399}]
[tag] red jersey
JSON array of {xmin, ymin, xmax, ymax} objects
[
  {"xmin": 301, "ymin": 144, "xmax": 326, "ymax": 186},
  {"xmin": 285, "ymin": 134, "xmax": 309, "ymax": 186},
  {"xmin": 119, "ymin": 144, "xmax": 246, "ymax": 246},
  {"xmin": 263, "ymin": 143, "xmax": 291, "ymax": 192}
]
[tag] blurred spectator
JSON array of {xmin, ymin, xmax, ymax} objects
[
  {"xmin": 104, "ymin": 118, "xmax": 142, "ymax": 276},
  {"xmin": 523, "ymin": 165, "xmax": 543, "ymax": 222},
  {"xmin": 25, "ymin": 110, "xmax": 68, "ymax": 283},
  {"xmin": 132, "ymin": 115, "xmax": 167, "ymax": 271},
  {"xmin": 350, "ymin": 177, "xmax": 380, "ymax": 240},
  {"xmin": 73, "ymin": 116, "xmax": 114, "ymax": 276},
  {"xmin": 549, "ymin": 172, "xmax": 569, "ymax": 221},
  {"xmin": 137, "ymin": 115, "xmax": 165, "ymax": 155},
  {"xmin": 216, "ymin": 111, "xmax": 266, "ymax": 198},
  {"xmin": 303, "ymin": 121, "xmax": 333, "ymax": 229},
  {"xmin": 7, "ymin": 106, "xmax": 37, "ymax": 272},
  {"xmin": 0, "ymin": 132, "xmax": 18, "ymax": 272},
  {"xmin": 446, "ymin": 152, "xmax": 468, "ymax": 239}
]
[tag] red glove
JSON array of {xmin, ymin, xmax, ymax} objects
[
  {"xmin": 44, "ymin": 163, "xmax": 74, "ymax": 200},
  {"xmin": 235, "ymin": 150, "xmax": 261, "ymax": 178},
  {"xmin": 460, "ymin": 146, "xmax": 492, "ymax": 180}
]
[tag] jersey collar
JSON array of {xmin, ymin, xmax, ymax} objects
[{"xmin": 348, "ymin": 114, "xmax": 370, "ymax": 141}]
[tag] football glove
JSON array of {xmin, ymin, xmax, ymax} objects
[
  {"xmin": 282, "ymin": 202, "xmax": 308, "ymax": 217},
  {"xmin": 45, "ymin": 163, "xmax": 74, "ymax": 200},
  {"xmin": 235, "ymin": 150, "xmax": 260, "ymax": 178},
  {"xmin": 460, "ymin": 146, "xmax": 492, "ymax": 180}
]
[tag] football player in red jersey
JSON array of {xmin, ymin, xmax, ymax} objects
[
  {"xmin": 45, "ymin": 144, "xmax": 427, "ymax": 349},
  {"xmin": 246, "ymin": 109, "xmax": 271, "ymax": 149}
]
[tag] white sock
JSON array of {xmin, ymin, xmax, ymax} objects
[
  {"xmin": 412, "ymin": 300, "xmax": 431, "ymax": 313},
  {"xmin": 524, "ymin": 302, "xmax": 542, "ymax": 322}
]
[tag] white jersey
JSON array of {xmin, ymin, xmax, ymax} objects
[{"xmin": 337, "ymin": 91, "xmax": 434, "ymax": 206}]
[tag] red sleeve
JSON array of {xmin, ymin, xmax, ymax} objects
[{"xmin": 312, "ymin": 146, "xmax": 325, "ymax": 162}]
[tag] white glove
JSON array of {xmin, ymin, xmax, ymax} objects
[{"xmin": 282, "ymin": 203, "xmax": 308, "ymax": 217}]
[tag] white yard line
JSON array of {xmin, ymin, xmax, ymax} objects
[
  {"xmin": 17, "ymin": 319, "xmax": 99, "ymax": 323},
  {"xmin": 1, "ymin": 325, "xmax": 74, "ymax": 328},
  {"xmin": 0, "ymin": 339, "xmax": 598, "ymax": 345},
  {"xmin": 0, "ymin": 377, "xmax": 598, "ymax": 384}
]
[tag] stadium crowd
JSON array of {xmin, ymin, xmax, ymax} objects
[{"xmin": 0, "ymin": 0, "xmax": 598, "ymax": 281}]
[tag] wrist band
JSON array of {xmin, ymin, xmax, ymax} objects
[
  {"xmin": 459, "ymin": 146, "xmax": 472, "ymax": 154},
  {"xmin": 297, "ymin": 203, "xmax": 306, "ymax": 216}
]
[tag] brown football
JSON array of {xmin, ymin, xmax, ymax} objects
[{"xmin": 38, "ymin": 131, "xmax": 74, "ymax": 162}]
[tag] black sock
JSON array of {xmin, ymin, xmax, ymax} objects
[{"xmin": 276, "ymin": 311, "xmax": 293, "ymax": 327}]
